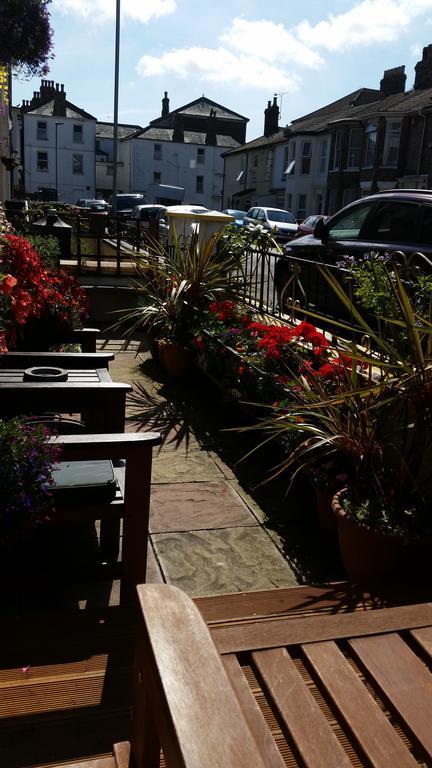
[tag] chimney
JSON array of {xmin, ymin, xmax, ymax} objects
[
  {"xmin": 264, "ymin": 95, "xmax": 279, "ymax": 137},
  {"xmin": 162, "ymin": 91, "xmax": 169, "ymax": 117},
  {"xmin": 53, "ymin": 82, "xmax": 67, "ymax": 117},
  {"xmin": 205, "ymin": 107, "xmax": 217, "ymax": 146},
  {"xmin": 172, "ymin": 113, "xmax": 184, "ymax": 142},
  {"xmin": 414, "ymin": 44, "xmax": 432, "ymax": 90},
  {"xmin": 380, "ymin": 65, "xmax": 406, "ymax": 96}
]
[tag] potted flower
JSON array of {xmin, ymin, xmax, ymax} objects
[
  {"xmin": 115, "ymin": 227, "xmax": 246, "ymax": 377},
  {"xmin": 0, "ymin": 417, "xmax": 60, "ymax": 547}
]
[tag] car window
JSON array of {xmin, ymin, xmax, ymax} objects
[
  {"xmin": 420, "ymin": 205, "xmax": 432, "ymax": 245},
  {"xmin": 247, "ymin": 208, "xmax": 257, "ymax": 219},
  {"xmin": 328, "ymin": 202, "xmax": 374, "ymax": 240},
  {"xmin": 257, "ymin": 210, "xmax": 266, "ymax": 221},
  {"xmin": 365, "ymin": 201, "xmax": 421, "ymax": 244},
  {"xmin": 267, "ymin": 210, "xmax": 296, "ymax": 224}
]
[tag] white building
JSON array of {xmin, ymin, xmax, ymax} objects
[
  {"xmin": 13, "ymin": 80, "xmax": 96, "ymax": 203},
  {"xmin": 95, "ymin": 121, "xmax": 142, "ymax": 201},
  {"xmin": 118, "ymin": 94, "xmax": 247, "ymax": 209}
]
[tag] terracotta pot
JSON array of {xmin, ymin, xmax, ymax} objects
[
  {"xmin": 313, "ymin": 485, "xmax": 338, "ymax": 532},
  {"xmin": 160, "ymin": 341, "xmax": 193, "ymax": 377},
  {"xmin": 332, "ymin": 489, "xmax": 424, "ymax": 587}
]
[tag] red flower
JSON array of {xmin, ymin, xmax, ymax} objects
[{"xmin": 0, "ymin": 274, "xmax": 17, "ymax": 295}]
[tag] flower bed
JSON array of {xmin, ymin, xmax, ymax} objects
[{"xmin": 0, "ymin": 234, "xmax": 88, "ymax": 351}]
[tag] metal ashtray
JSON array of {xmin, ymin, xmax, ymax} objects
[{"xmin": 23, "ymin": 366, "xmax": 69, "ymax": 382}]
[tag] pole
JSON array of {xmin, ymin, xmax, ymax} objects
[
  {"xmin": 112, "ymin": 0, "xmax": 121, "ymax": 214},
  {"xmin": 55, "ymin": 122, "xmax": 63, "ymax": 201}
]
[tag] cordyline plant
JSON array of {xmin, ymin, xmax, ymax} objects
[
  {"xmin": 111, "ymin": 227, "xmax": 247, "ymax": 344},
  {"xmin": 239, "ymin": 261, "xmax": 432, "ymax": 535},
  {"xmin": 0, "ymin": 0, "xmax": 54, "ymax": 77}
]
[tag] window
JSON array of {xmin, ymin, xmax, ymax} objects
[
  {"xmin": 196, "ymin": 175, "xmax": 204, "ymax": 193},
  {"xmin": 154, "ymin": 143, "xmax": 162, "ymax": 160},
  {"xmin": 383, "ymin": 121, "xmax": 401, "ymax": 167},
  {"xmin": 72, "ymin": 154, "xmax": 83, "ymax": 174},
  {"xmin": 253, "ymin": 155, "xmax": 258, "ymax": 167},
  {"xmin": 37, "ymin": 121, "xmax": 47, "ymax": 141},
  {"xmin": 347, "ymin": 129, "xmax": 362, "ymax": 169},
  {"xmin": 328, "ymin": 202, "xmax": 373, "ymax": 240},
  {"xmin": 286, "ymin": 140, "xmax": 296, "ymax": 175},
  {"xmin": 197, "ymin": 147, "xmax": 205, "ymax": 165},
  {"xmin": 319, "ymin": 139, "xmax": 328, "ymax": 175},
  {"xmin": 153, "ymin": 171, "xmax": 161, "ymax": 184},
  {"xmin": 342, "ymin": 188, "xmax": 358, "ymax": 207},
  {"xmin": 37, "ymin": 151, "xmax": 48, "ymax": 171},
  {"xmin": 265, "ymin": 148, "xmax": 273, "ymax": 181},
  {"xmin": 236, "ymin": 169, "xmax": 245, "ymax": 182},
  {"xmin": 300, "ymin": 141, "xmax": 312, "ymax": 174},
  {"xmin": 285, "ymin": 193, "xmax": 292, "ymax": 211},
  {"xmin": 106, "ymin": 164, "xmax": 113, "ymax": 176},
  {"xmin": 331, "ymin": 130, "xmax": 344, "ymax": 170},
  {"xmin": 73, "ymin": 124, "xmax": 83, "ymax": 143},
  {"xmin": 281, "ymin": 146, "xmax": 289, "ymax": 180},
  {"xmin": 367, "ymin": 201, "xmax": 420, "ymax": 244},
  {"xmin": 364, "ymin": 123, "xmax": 377, "ymax": 167},
  {"xmin": 297, "ymin": 194, "xmax": 307, "ymax": 220}
]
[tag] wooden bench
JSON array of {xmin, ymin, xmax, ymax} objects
[
  {"xmin": 0, "ymin": 351, "xmax": 115, "ymax": 369},
  {"xmin": 10, "ymin": 582, "xmax": 431, "ymax": 768}
]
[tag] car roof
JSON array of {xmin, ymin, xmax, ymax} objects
[{"xmin": 132, "ymin": 204, "xmax": 166, "ymax": 210}]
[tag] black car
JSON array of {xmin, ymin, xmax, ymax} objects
[{"xmin": 275, "ymin": 190, "xmax": 432, "ymax": 318}]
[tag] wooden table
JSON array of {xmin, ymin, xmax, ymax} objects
[{"xmin": 0, "ymin": 366, "xmax": 131, "ymax": 432}]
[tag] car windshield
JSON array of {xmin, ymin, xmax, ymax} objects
[
  {"xmin": 267, "ymin": 210, "xmax": 296, "ymax": 224},
  {"xmin": 116, "ymin": 196, "xmax": 144, "ymax": 210},
  {"xmin": 224, "ymin": 209, "xmax": 246, "ymax": 219}
]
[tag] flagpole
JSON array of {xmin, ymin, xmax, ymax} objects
[{"xmin": 111, "ymin": 0, "xmax": 120, "ymax": 214}]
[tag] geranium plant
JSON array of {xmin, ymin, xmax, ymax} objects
[{"xmin": 0, "ymin": 417, "xmax": 60, "ymax": 546}]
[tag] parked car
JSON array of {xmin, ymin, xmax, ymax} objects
[
  {"xmin": 222, "ymin": 209, "xmax": 247, "ymax": 228},
  {"xmin": 295, "ymin": 214, "xmax": 329, "ymax": 237},
  {"xmin": 243, "ymin": 206, "xmax": 298, "ymax": 242},
  {"xmin": 75, "ymin": 199, "xmax": 110, "ymax": 214},
  {"xmin": 127, "ymin": 204, "xmax": 169, "ymax": 238},
  {"xmin": 275, "ymin": 189, "xmax": 432, "ymax": 318},
  {"xmin": 108, "ymin": 193, "xmax": 146, "ymax": 218}
]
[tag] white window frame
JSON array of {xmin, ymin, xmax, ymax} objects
[
  {"xmin": 153, "ymin": 143, "xmax": 162, "ymax": 160},
  {"xmin": 37, "ymin": 151, "xmax": 48, "ymax": 171},
  {"xmin": 364, "ymin": 123, "xmax": 377, "ymax": 168},
  {"xmin": 73, "ymin": 124, "xmax": 83, "ymax": 144},
  {"xmin": 72, "ymin": 153, "xmax": 83, "ymax": 175},
  {"xmin": 37, "ymin": 121, "xmax": 48, "ymax": 141},
  {"xmin": 297, "ymin": 193, "xmax": 307, "ymax": 219},
  {"xmin": 383, "ymin": 120, "xmax": 401, "ymax": 168},
  {"xmin": 347, "ymin": 128, "xmax": 362, "ymax": 169},
  {"xmin": 153, "ymin": 170, "xmax": 161, "ymax": 184},
  {"xmin": 197, "ymin": 147, "xmax": 205, "ymax": 165},
  {"xmin": 196, "ymin": 175, "xmax": 204, "ymax": 193},
  {"xmin": 331, "ymin": 130, "xmax": 344, "ymax": 170},
  {"xmin": 319, "ymin": 139, "xmax": 328, "ymax": 175},
  {"xmin": 300, "ymin": 141, "xmax": 312, "ymax": 175}
]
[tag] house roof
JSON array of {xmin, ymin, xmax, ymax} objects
[
  {"xmin": 24, "ymin": 99, "xmax": 96, "ymax": 121},
  {"xmin": 150, "ymin": 95, "xmax": 248, "ymax": 125},
  {"xmin": 131, "ymin": 126, "xmax": 240, "ymax": 148},
  {"xmin": 96, "ymin": 121, "xmax": 142, "ymax": 139},
  {"xmin": 222, "ymin": 129, "xmax": 288, "ymax": 157}
]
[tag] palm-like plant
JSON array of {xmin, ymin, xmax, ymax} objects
[{"xmin": 113, "ymin": 227, "xmax": 246, "ymax": 343}]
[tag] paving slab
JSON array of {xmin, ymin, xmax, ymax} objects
[
  {"xmin": 152, "ymin": 526, "xmax": 297, "ymax": 597},
  {"xmin": 151, "ymin": 450, "xmax": 223, "ymax": 483},
  {"xmin": 150, "ymin": 481, "xmax": 257, "ymax": 533}
]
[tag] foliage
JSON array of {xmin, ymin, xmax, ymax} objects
[
  {"xmin": 243, "ymin": 260, "xmax": 432, "ymax": 536},
  {"xmin": 114, "ymin": 228, "xmax": 246, "ymax": 344},
  {"xmin": 0, "ymin": 417, "xmax": 60, "ymax": 545},
  {"xmin": 0, "ymin": 0, "xmax": 54, "ymax": 77},
  {"xmin": 0, "ymin": 234, "xmax": 88, "ymax": 350}
]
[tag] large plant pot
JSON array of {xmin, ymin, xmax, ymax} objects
[
  {"xmin": 332, "ymin": 489, "xmax": 427, "ymax": 587},
  {"xmin": 159, "ymin": 341, "xmax": 193, "ymax": 377}
]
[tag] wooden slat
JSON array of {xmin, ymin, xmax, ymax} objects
[
  {"xmin": 253, "ymin": 647, "xmax": 351, "ymax": 768},
  {"xmin": 195, "ymin": 582, "xmax": 379, "ymax": 624},
  {"xmin": 223, "ymin": 655, "xmax": 286, "ymax": 768},
  {"xmin": 0, "ymin": 352, "xmax": 114, "ymax": 369},
  {"xmin": 211, "ymin": 602, "xmax": 432, "ymax": 654},
  {"xmin": 410, "ymin": 625, "xmax": 432, "ymax": 658},
  {"xmin": 42, "ymin": 758, "xmax": 115, "ymax": 768},
  {"xmin": 349, "ymin": 632, "xmax": 432, "ymax": 759},
  {"xmin": 303, "ymin": 640, "xmax": 417, "ymax": 768}
]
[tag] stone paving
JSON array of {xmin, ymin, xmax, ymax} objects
[{"xmin": 102, "ymin": 336, "xmax": 342, "ymax": 598}]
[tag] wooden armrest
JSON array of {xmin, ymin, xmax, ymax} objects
[
  {"xmin": 133, "ymin": 584, "xmax": 266, "ymax": 768},
  {"xmin": 0, "ymin": 351, "xmax": 114, "ymax": 368},
  {"xmin": 70, "ymin": 327, "xmax": 100, "ymax": 352},
  {"xmin": 50, "ymin": 432, "xmax": 161, "ymax": 461}
]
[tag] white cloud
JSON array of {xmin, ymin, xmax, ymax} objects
[
  {"xmin": 220, "ymin": 18, "xmax": 323, "ymax": 68},
  {"xmin": 296, "ymin": 0, "xmax": 432, "ymax": 51},
  {"xmin": 137, "ymin": 47, "xmax": 300, "ymax": 91},
  {"xmin": 54, "ymin": 0, "xmax": 176, "ymax": 23}
]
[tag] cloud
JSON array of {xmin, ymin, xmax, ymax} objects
[
  {"xmin": 220, "ymin": 18, "xmax": 323, "ymax": 68},
  {"xmin": 137, "ymin": 47, "xmax": 300, "ymax": 91},
  {"xmin": 296, "ymin": 0, "xmax": 432, "ymax": 51},
  {"xmin": 54, "ymin": 0, "xmax": 176, "ymax": 23}
]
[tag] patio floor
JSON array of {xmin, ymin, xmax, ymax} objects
[{"xmin": 102, "ymin": 333, "xmax": 345, "ymax": 598}]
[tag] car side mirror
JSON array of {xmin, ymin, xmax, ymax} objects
[{"xmin": 313, "ymin": 217, "xmax": 328, "ymax": 242}]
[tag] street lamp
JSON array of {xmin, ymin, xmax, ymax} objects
[
  {"xmin": 55, "ymin": 121, "xmax": 63, "ymax": 200},
  {"xmin": 111, "ymin": 0, "xmax": 121, "ymax": 213}
]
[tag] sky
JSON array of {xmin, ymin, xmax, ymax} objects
[{"xmin": 11, "ymin": 0, "xmax": 432, "ymax": 140}]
